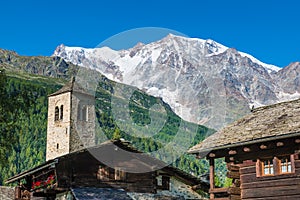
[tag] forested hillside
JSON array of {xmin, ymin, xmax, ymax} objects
[{"xmin": 0, "ymin": 72, "xmax": 62, "ymax": 184}]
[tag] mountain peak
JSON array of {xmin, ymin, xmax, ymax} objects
[
  {"xmin": 160, "ymin": 33, "xmax": 186, "ymax": 42},
  {"xmin": 166, "ymin": 33, "xmax": 181, "ymax": 39},
  {"xmin": 288, "ymin": 61, "xmax": 300, "ymax": 68},
  {"xmin": 132, "ymin": 42, "xmax": 145, "ymax": 49},
  {"xmin": 53, "ymin": 44, "xmax": 66, "ymax": 55}
]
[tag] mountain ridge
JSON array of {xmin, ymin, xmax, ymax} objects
[{"xmin": 52, "ymin": 34, "xmax": 300, "ymax": 130}]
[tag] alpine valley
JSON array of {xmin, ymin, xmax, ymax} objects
[
  {"xmin": 54, "ymin": 34, "xmax": 300, "ymax": 130},
  {"xmin": 1, "ymin": 34, "xmax": 300, "ymax": 186},
  {"xmin": 0, "ymin": 47, "xmax": 217, "ymax": 186}
]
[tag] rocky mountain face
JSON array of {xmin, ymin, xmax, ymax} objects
[
  {"xmin": 275, "ymin": 62, "xmax": 300, "ymax": 95},
  {"xmin": 0, "ymin": 49, "xmax": 78, "ymax": 79},
  {"xmin": 51, "ymin": 34, "xmax": 300, "ymax": 130}
]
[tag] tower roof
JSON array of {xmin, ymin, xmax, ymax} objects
[{"xmin": 49, "ymin": 77, "xmax": 93, "ymax": 97}]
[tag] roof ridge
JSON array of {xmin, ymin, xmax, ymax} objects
[{"xmin": 48, "ymin": 77, "xmax": 93, "ymax": 97}]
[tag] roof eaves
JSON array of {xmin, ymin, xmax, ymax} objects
[
  {"xmin": 5, "ymin": 160, "xmax": 58, "ymax": 184},
  {"xmin": 189, "ymin": 131, "xmax": 300, "ymax": 156}
]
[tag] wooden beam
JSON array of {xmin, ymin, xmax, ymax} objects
[
  {"xmin": 260, "ymin": 144, "xmax": 267, "ymax": 149},
  {"xmin": 276, "ymin": 142, "xmax": 284, "ymax": 147},
  {"xmin": 229, "ymin": 150, "xmax": 237, "ymax": 155},
  {"xmin": 227, "ymin": 163, "xmax": 240, "ymax": 171},
  {"xmin": 209, "ymin": 159, "xmax": 215, "ymax": 199},
  {"xmin": 209, "ymin": 153, "xmax": 216, "ymax": 158},
  {"xmin": 209, "ymin": 187, "xmax": 228, "ymax": 193},
  {"xmin": 227, "ymin": 171, "xmax": 240, "ymax": 179},
  {"xmin": 234, "ymin": 145, "xmax": 296, "ymax": 162},
  {"xmin": 256, "ymin": 159, "xmax": 262, "ymax": 177},
  {"xmin": 243, "ymin": 147, "xmax": 251, "ymax": 152},
  {"xmin": 228, "ymin": 187, "xmax": 241, "ymax": 195}
]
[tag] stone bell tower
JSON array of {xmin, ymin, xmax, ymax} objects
[{"xmin": 46, "ymin": 78, "xmax": 95, "ymax": 161}]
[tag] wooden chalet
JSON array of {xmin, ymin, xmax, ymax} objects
[
  {"xmin": 6, "ymin": 140, "xmax": 209, "ymax": 200},
  {"xmin": 189, "ymin": 98, "xmax": 300, "ymax": 200}
]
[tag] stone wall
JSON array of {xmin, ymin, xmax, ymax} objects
[
  {"xmin": 70, "ymin": 92, "xmax": 95, "ymax": 152},
  {"xmin": 46, "ymin": 93, "xmax": 71, "ymax": 161},
  {"xmin": 46, "ymin": 89, "xmax": 96, "ymax": 160},
  {"xmin": 156, "ymin": 177, "xmax": 206, "ymax": 199},
  {"xmin": 0, "ymin": 186, "xmax": 14, "ymax": 200}
]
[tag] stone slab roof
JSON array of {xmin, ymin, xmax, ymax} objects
[
  {"xmin": 48, "ymin": 77, "xmax": 92, "ymax": 97},
  {"xmin": 189, "ymin": 98, "xmax": 300, "ymax": 154},
  {"xmin": 71, "ymin": 188, "xmax": 188, "ymax": 200},
  {"xmin": 71, "ymin": 188, "xmax": 132, "ymax": 200}
]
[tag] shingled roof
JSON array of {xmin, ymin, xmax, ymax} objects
[
  {"xmin": 189, "ymin": 98, "xmax": 300, "ymax": 154},
  {"xmin": 71, "ymin": 188, "xmax": 132, "ymax": 200},
  {"xmin": 48, "ymin": 77, "xmax": 92, "ymax": 97}
]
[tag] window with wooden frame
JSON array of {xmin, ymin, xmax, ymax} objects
[
  {"xmin": 257, "ymin": 155, "xmax": 295, "ymax": 177},
  {"xmin": 263, "ymin": 159, "xmax": 274, "ymax": 175},
  {"xmin": 279, "ymin": 156, "xmax": 293, "ymax": 173}
]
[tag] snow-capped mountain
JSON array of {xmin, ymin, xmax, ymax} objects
[{"xmin": 53, "ymin": 34, "xmax": 300, "ymax": 130}]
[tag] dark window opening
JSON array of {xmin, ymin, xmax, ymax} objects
[
  {"xmin": 56, "ymin": 143, "xmax": 59, "ymax": 149},
  {"xmin": 60, "ymin": 105, "xmax": 64, "ymax": 120},
  {"xmin": 77, "ymin": 104, "xmax": 81, "ymax": 120},
  {"xmin": 54, "ymin": 106, "xmax": 59, "ymax": 121},
  {"xmin": 82, "ymin": 106, "xmax": 87, "ymax": 121},
  {"xmin": 157, "ymin": 175, "xmax": 170, "ymax": 190}
]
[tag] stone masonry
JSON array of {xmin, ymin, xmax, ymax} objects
[{"xmin": 46, "ymin": 79, "xmax": 95, "ymax": 161}]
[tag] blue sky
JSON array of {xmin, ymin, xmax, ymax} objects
[{"xmin": 0, "ymin": 0, "xmax": 299, "ymax": 67}]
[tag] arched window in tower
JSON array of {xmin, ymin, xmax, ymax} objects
[
  {"xmin": 78, "ymin": 103, "xmax": 89, "ymax": 121},
  {"xmin": 60, "ymin": 105, "xmax": 64, "ymax": 120},
  {"xmin": 82, "ymin": 105, "xmax": 87, "ymax": 121},
  {"xmin": 55, "ymin": 106, "xmax": 59, "ymax": 121},
  {"xmin": 78, "ymin": 104, "xmax": 82, "ymax": 120}
]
